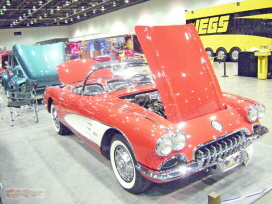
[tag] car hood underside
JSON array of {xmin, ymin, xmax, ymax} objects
[{"xmin": 135, "ymin": 25, "xmax": 225, "ymax": 124}]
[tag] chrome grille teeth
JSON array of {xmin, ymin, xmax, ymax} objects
[
  {"xmin": 217, "ymin": 143, "xmax": 223, "ymax": 159},
  {"xmin": 205, "ymin": 147, "xmax": 211, "ymax": 165},
  {"xmin": 233, "ymin": 137, "xmax": 238, "ymax": 152},
  {"xmin": 222, "ymin": 141, "xmax": 228, "ymax": 160},
  {"xmin": 195, "ymin": 131, "xmax": 248, "ymax": 168},
  {"xmin": 211, "ymin": 145, "xmax": 217, "ymax": 163},
  {"xmin": 227, "ymin": 139, "xmax": 234, "ymax": 155},
  {"xmin": 196, "ymin": 150, "xmax": 205, "ymax": 168}
]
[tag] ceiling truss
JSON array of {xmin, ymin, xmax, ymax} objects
[{"xmin": 0, "ymin": 0, "xmax": 150, "ymax": 29}]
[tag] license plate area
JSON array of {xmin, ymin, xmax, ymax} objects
[{"xmin": 216, "ymin": 145, "xmax": 254, "ymax": 173}]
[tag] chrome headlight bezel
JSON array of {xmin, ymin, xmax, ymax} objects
[
  {"xmin": 172, "ymin": 132, "xmax": 187, "ymax": 151},
  {"xmin": 247, "ymin": 104, "xmax": 266, "ymax": 122},
  {"xmin": 156, "ymin": 131, "xmax": 187, "ymax": 156},
  {"xmin": 256, "ymin": 104, "xmax": 266, "ymax": 118},
  {"xmin": 247, "ymin": 106, "xmax": 258, "ymax": 122},
  {"xmin": 156, "ymin": 138, "xmax": 173, "ymax": 156}
]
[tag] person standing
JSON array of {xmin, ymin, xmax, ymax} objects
[{"xmin": 110, "ymin": 43, "xmax": 120, "ymax": 61}]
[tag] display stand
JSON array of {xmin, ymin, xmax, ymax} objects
[{"xmin": 254, "ymin": 51, "xmax": 271, "ymax": 79}]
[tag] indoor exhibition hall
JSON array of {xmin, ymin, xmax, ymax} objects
[{"xmin": 0, "ymin": 0, "xmax": 272, "ymax": 204}]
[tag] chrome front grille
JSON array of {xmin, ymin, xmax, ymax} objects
[{"xmin": 194, "ymin": 130, "xmax": 248, "ymax": 168}]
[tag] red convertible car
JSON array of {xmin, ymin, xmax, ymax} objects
[{"xmin": 44, "ymin": 25, "xmax": 268, "ymax": 194}]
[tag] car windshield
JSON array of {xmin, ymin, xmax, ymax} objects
[{"xmin": 108, "ymin": 62, "xmax": 154, "ymax": 91}]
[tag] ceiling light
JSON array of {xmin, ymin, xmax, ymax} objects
[{"xmin": 6, "ymin": 0, "xmax": 11, "ymax": 6}]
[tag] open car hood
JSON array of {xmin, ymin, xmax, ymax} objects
[
  {"xmin": 13, "ymin": 42, "xmax": 66, "ymax": 87},
  {"xmin": 135, "ymin": 25, "xmax": 225, "ymax": 123}
]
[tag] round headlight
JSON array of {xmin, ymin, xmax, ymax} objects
[
  {"xmin": 172, "ymin": 132, "xmax": 187, "ymax": 151},
  {"xmin": 156, "ymin": 139, "xmax": 173, "ymax": 156},
  {"xmin": 21, "ymin": 84, "xmax": 27, "ymax": 92},
  {"xmin": 257, "ymin": 104, "xmax": 265, "ymax": 118},
  {"xmin": 247, "ymin": 106, "xmax": 258, "ymax": 122}
]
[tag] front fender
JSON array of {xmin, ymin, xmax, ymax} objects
[{"xmin": 223, "ymin": 92, "xmax": 262, "ymax": 121}]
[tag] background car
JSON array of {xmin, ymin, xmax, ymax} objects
[
  {"xmin": 1, "ymin": 42, "xmax": 66, "ymax": 95},
  {"xmin": 44, "ymin": 25, "xmax": 268, "ymax": 194},
  {"xmin": 0, "ymin": 51, "xmax": 9, "ymax": 78},
  {"xmin": 91, "ymin": 49, "xmax": 144, "ymax": 62}
]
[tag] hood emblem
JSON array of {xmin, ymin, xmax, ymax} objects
[{"xmin": 211, "ymin": 120, "xmax": 223, "ymax": 131}]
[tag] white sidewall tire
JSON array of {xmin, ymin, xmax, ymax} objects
[
  {"xmin": 110, "ymin": 140, "xmax": 136, "ymax": 190},
  {"xmin": 51, "ymin": 104, "xmax": 60, "ymax": 132}
]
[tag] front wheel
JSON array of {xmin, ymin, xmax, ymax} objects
[
  {"xmin": 110, "ymin": 134, "xmax": 151, "ymax": 194},
  {"xmin": 50, "ymin": 103, "xmax": 70, "ymax": 135}
]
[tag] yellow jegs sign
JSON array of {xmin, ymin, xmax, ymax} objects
[{"xmin": 194, "ymin": 15, "xmax": 230, "ymax": 35}]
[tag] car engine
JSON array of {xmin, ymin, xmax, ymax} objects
[{"xmin": 121, "ymin": 91, "xmax": 166, "ymax": 118}]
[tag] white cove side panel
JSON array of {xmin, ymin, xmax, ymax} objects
[{"xmin": 64, "ymin": 114, "xmax": 111, "ymax": 146}]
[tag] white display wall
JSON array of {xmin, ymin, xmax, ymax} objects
[
  {"xmin": 0, "ymin": 26, "xmax": 69, "ymax": 50},
  {"xmin": 69, "ymin": 0, "xmax": 244, "ymax": 41},
  {"xmin": 0, "ymin": 0, "xmax": 243, "ymax": 50}
]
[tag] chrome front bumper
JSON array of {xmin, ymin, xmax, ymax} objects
[{"xmin": 136, "ymin": 125, "xmax": 268, "ymax": 183}]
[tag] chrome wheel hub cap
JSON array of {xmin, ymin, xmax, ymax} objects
[
  {"xmin": 114, "ymin": 145, "xmax": 134, "ymax": 182},
  {"xmin": 52, "ymin": 108, "xmax": 60, "ymax": 129}
]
